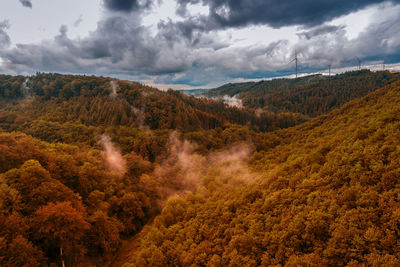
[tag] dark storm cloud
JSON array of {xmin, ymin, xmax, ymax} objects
[
  {"xmin": 103, "ymin": 0, "xmax": 153, "ymax": 12},
  {"xmin": 19, "ymin": 0, "xmax": 32, "ymax": 8},
  {"xmin": 155, "ymin": 1, "xmax": 400, "ymax": 86},
  {"xmin": 0, "ymin": 14, "xmax": 190, "ymax": 76},
  {"xmin": 157, "ymin": 18, "xmax": 220, "ymax": 45},
  {"xmin": 176, "ymin": 0, "xmax": 400, "ymax": 30}
]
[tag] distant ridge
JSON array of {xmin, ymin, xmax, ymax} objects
[{"xmin": 196, "ymin": 70, "xmax": 400, "ymax": 117}]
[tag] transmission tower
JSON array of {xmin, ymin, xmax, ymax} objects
[{"xmin": 290, "ymin": 51, "xmax": 298, "ymax": 78}]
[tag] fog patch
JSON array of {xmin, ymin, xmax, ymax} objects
[
  {"xmin": 221, "ymin": 95, "xmax": 243, "ymax": 108},
  {"xmin": 110, "ymin": 80, "xmax": 119, "ymax": 99},
  {"xmin": 101, "ymin": 134, "xmax": 126, "ymax": 177},
  {"xmin": 132, "ymin": 106, "xmax": 146, "ymax": 128},
  {"xmin": 153, "ymin": 132, "xmax": 256, "ymax": 206},
  {"xmin": 21, "ymin": 78, "xmax": 31, "ymax": 96}
]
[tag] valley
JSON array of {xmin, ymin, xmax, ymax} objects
[{"xmin": 1, "ymin": 71, "xmax": 400, "ymax": 266}]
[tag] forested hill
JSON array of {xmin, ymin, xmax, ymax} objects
[
  {"xmin": 200, "ymin": 70, "xmax": 400, "ymax": 117},
  {"xmin": 2, "ymin": 72, "xmax": 400, "ymax": 266},
  {"xmin": 125, "ymin": 79, "xmax": 400, "ymax": 266},
  {"xmin": 0, "ymin": 73, "xmax": 306, "ymax": 134}
]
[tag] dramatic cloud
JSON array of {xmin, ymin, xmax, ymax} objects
[
  {"xmin": 0, "ymin": 16, "xmax": 157, "ymax": 74},
  {"xmin": 103, "ymin": 0, "xmax": 153, "ymax": 12},
  {"xmin": 0, "ymin": 13, "xmax": 223, "ymax": 82},
  {"xmin": 176, "ymin": 0, "xmax": 400, "ymax": 30},
  {"xmin": 1, "ymin": 0, "xmax": 400, "ymax": 87},
  {"xmin": 19, "ymin": 0, "xmax": 32, "ymax": 8},
  {"xmin": 294, "ymin": 3, "xmax": 400, "ymax": 67}
]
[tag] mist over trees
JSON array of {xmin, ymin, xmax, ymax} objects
[
  {"xmin": 1, "ymin": 72, "xmax": 400, "ymax": 265},
  {"xmin": 127, "ymin": 79, "xmax": 400, "ymax": 266}
]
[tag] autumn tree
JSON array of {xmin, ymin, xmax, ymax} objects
[{"xmin": 31, "ymin": 201, "xmax": 90, "ymax": 266}]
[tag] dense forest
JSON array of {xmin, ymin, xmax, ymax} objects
[
  {"xmin": 127, "ymin": 79, "xmax": 400, "ymax": 266},
  {"xmin": 201, "ymin": 70, "xmax": 400, "ymax": 117},
  {"xmin": 0, "ymin": 73, "xmax": 309, "ymax": 161},
  {"xmin": 0, "ymin": 73, "xmax": 306, "ymax": 133},
  {"xmin": 1, "ymin": 72, "xmax": 400, "ymax": 266}
]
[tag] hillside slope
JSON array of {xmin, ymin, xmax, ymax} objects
[
  {"xmin": 126, "ymin": 80, "xmax": 400, "ymax": 266},
  {"xmin": 202, "ymin": 70, "xmax": 400, "ymax": 117},
  {"xmin": 0, "ymin": 73, "xmax": 305, "ymax": 134},
  {"xmin": 2, "ymin": 73, "xmax": 400, "ymax": 266},
  {"xmin": 0, "ymin": 74, "xmax": 307, "ymax": 163}
]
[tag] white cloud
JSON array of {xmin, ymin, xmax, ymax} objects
[{"xmin": 330, "ymin": 3, "xmax": 378, "ymax": 39}]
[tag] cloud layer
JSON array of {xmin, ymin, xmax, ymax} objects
[
  {"xmin": 175, "ymin": 0, "xmax": 400, "ymax": 29},
  {"xmin": 1, "ymin": 0, "xmax": 400, "ymax": 87}
]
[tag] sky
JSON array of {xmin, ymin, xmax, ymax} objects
[{"xmin": 0, "ymin": 0, "xmax": 400, "ymax": 90}]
